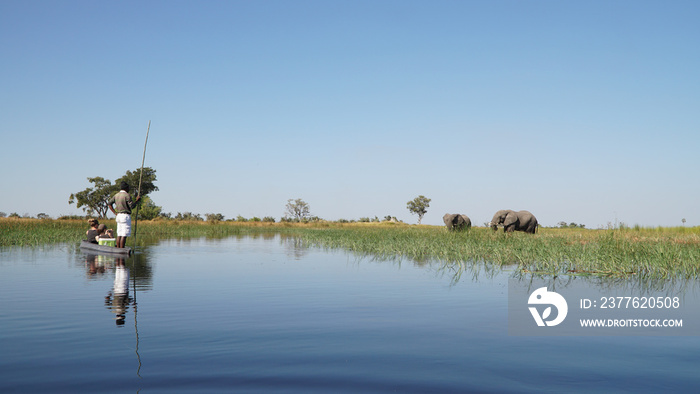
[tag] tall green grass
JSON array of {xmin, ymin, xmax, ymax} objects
[
  {"xmin": 291, "ymin": 225, "xmax": 700, "ymax": 279},
  {"xmin": 0, "ymin": 218, "xmax": 279, "ymax": 246},
  {"xmin": 0, "ymin": 218, "xmax": 87, "ymax": 246},
  {"xmin": 2, "ymin": 219, "xmax": 698, "ymax": 278}
]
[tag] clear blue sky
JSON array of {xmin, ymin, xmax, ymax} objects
[{"xmin": 1, "ymin": 0, "xmax": 698, "ymax": 227}]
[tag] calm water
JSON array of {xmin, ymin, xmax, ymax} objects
[{"xmin": 1, "ymin": 235, "xmax": 699, "ymax": 393}]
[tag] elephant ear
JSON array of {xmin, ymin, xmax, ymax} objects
[
  {"xmin": 443, "ymin": 214, "xmax": 455, "ymax": 225},
  {"xmin": 503, "ymin": 211, "xmax": 518, "ymax": 227}
]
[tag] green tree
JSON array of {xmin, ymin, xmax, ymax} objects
[
  {"xmin": 69, "ymin": 168, "xmax": 159, "ymax": 219},
  {"xmin": 285, "ymin": 198, "xmax": 311, "ymax": 222},
  {"xmin": 69, "ymin": 176, "xmax": 116, "ymax": 218},
  {"xmin": 115, "ymin": 167, "xmax": 159, "ymax": 196},
  {"xmin": 406, "ymin": 195, "xmax": 431, "ymax": 224},
  {"xmin": 137, "ymin": 196, "xmax": 162, "ymax": 220}
]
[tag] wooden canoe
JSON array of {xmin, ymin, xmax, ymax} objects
[{"xmin": 79, "ymin": 240, "xmax": 132, "ymax": 256}]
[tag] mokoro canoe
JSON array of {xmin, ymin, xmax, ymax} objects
[{"xmin": 80, "ymin": 240, "xmax": 132, "ymax": 255}]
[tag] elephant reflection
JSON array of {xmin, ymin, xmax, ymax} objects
[
  {"xmin": 443, "ymin": 213, "xmax": 472, "ymax": 231},
  {"xmin": 490, "ymin": 210, "xmax": 538, "ymax": 234}
]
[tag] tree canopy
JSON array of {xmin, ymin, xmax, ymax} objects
[
  {"xmin": 68, "ymin": 176, "xmax": 115, "ymax": 218},
  {"xmin": 69, "ymin": 167, "xmax": 158, "ymax": 218},
  {"xmin": 115, "ymin": 167, "xmax": 158, "ymax": 196},
  {"xmin": 406, "ymin": 195, "xmax": 431, "ymax": 224},
  {"xmin": 137, "ymin": 196, "xmax": 162, "ymax": 220},
  {"xmin": 285, "ymin": 198, "xmax": 311, "ymax": 222}
]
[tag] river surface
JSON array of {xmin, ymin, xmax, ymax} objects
[{"xmin": 1, "ymin": 235, "xmax": 699, "ymax": 393}]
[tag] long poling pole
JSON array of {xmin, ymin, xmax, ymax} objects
[
  {"xmin": 132, "ymin": 120, "xmax": 151, "ymax": 244},
  {"xmin": 129, "ymin": 120, "xmax": 149, "ymax": 380}
]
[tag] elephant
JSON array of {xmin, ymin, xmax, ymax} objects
[
  {"xmin": 443, "ymin": 213, "xmax": 472, "ymax": 231},
  {"xmin": 490, "ymin": 210, "xmax": 538, "ymax": 234}
]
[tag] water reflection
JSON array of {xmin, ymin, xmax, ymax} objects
[
  {"xmin": 82, "ymin": 251, "xmax": 144, "ymax": 379},
  {"xmin": 511, "ymin": 270, "xmax": 700, "ymax": 295},
  {"xmin": 81, "ymin": 250, "xmax": 152, "ymax": 327},
  {"xmin": 104, "ymin": 257, "xmax": 132, "ymax": 325},
  {"xmin": 85, "ymin": 253, "xmax": 108, "ymax": 278},
  {"xmin": 76, "ymin": 243, "xmax": 154, "ymax": 292},
  {"xmin": 280, "ymin": 235, "xmax": 311, "ymax": 260}
]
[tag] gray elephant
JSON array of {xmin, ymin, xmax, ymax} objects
[
  {"xmin": 443, "ymin": 213, "xmax": 472, "ymax": 231},
  {"xmin": 490, "ymin": 210, "xmax": 538, "ymax": 234}
]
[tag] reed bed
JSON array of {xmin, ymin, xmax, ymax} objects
[
  {"xmin": 0, "ymin": 218, "xmax": 279, "ymax": 246},
  {"xmin": 291, "ymin": 224, "xmax": 700, "ymax": 279},
  {"xmin": 2, "ymin": 218, "xmax": 699, "ymax": 278}
]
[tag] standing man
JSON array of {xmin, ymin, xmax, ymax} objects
[{"xmin": 108, "ymin": 181, "xmax": 141, "ymax": 248}]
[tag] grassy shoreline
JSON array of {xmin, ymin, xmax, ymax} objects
[
  {"xmin": 293, "ymin": 225, "xmax": 700, "ymax": 278},
  {"xmin": 2, "ymin": 218, "xmax": 699, "ymax": 278}
]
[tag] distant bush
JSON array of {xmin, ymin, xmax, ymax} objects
[
  {"xmin": 175, "ymin": 212, "xmax": 203, "ymax": 221},
  {"xmin": 206, "ymin": 213, "xmax": 225, "ymax": 222},
  {"xmin": 262, "ymin": 216, "xmax": 276, "ymax": 223},
  {"xmin": 58, "ymin": 215, "xmax": 86, "ymax": 220},
  {"xmin": 558, "ymin": 221, "xmax": 586, "ymax": 229}
]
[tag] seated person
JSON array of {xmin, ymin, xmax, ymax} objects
[
  {"xmin": 96, "ymin": 224, "xmax": 116, "ymax": 246},
  {"xmin": 86, "ymin": 219, "xmax": 100, "ymax": 244},
  {"xmin": 96, "ymin": 224, "xmax": 107, "ymax": 241}
]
